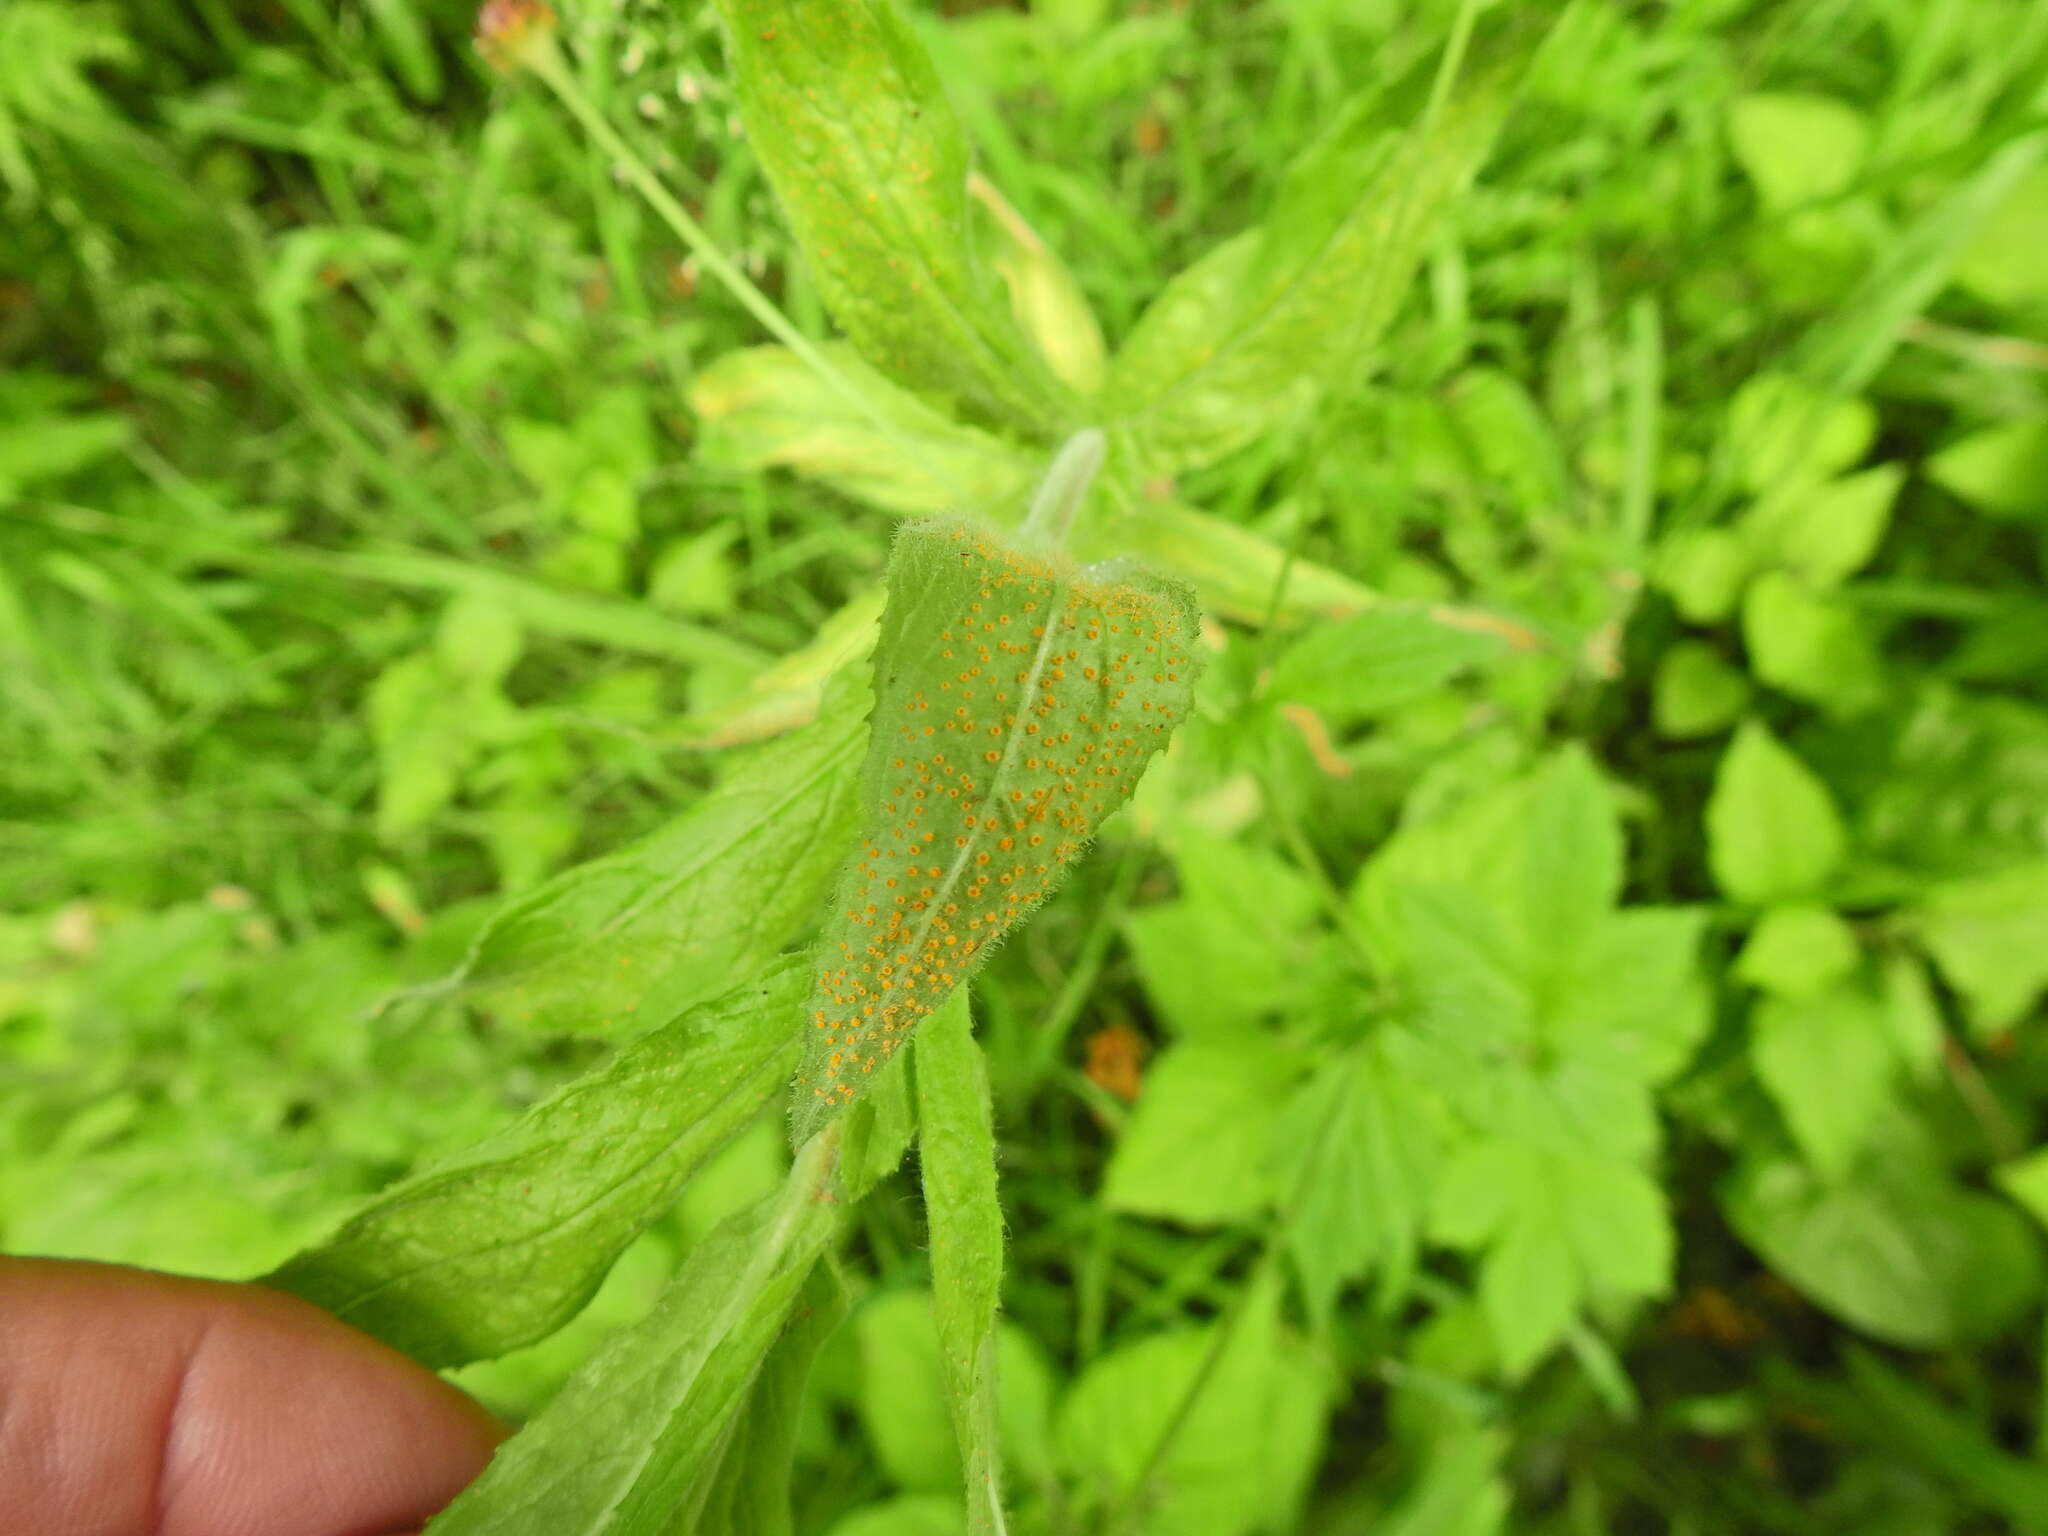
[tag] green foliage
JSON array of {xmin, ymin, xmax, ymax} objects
[{"xmin": 9, "ymin": 0, "xmax": 2048, "ymax": 1531}]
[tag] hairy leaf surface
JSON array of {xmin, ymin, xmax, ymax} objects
[
  {"xmin": 271, "ymin": 962, "xmax": 809, "ymax": 1366},
  {"xmin": 791, "ymin": 518, "xmax": 1199, "ymax": 1139}
]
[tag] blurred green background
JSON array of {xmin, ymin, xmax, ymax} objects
[{"xmin": 6, "ymin": 0, "xmax": 2048, "ymax": 1531}]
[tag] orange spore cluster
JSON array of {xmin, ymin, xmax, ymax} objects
[{"xmin": 795, "ymin": 521, "xmax": 1194, "ymax": 1110}]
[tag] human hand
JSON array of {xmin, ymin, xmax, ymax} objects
[{"xmin": 0, "ymin": 1257, "xmax": 502, "ymax": 1536}]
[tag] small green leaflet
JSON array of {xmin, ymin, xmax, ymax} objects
[{"xmin": 791, "ymin": 517, "xmax": 1201, "ymax": 1140}]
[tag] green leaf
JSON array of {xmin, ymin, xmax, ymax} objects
[
  {"xmin": 1105, "ymin": 91, "xmax": 1500, "ymax": 476},
  {"xmin": 1927, "ymin": 416, "xmax": 2048, "ymax": 520},
  {"xmin": 422, "ymin": 1132, "xmax": 841, "ymax": 1535},
  {"xmin": 1722, "ymin": 1149, "xmax": 2042, "ymax": 1348},
  {"xmin": 1725, "ymin": 373, "xmax": 1875, "ymax": 494},
  {"xmin": 1914, "ymin": 862, "xmax": 2048, "ymax": 1036},
  {"xmin": 1272, "ymin": 1041, "xmax": 1439, "ymax": 1322},
  {"xmin": 915, "ymin": 989, "xmax": 1009, "ymax": 1534},
  {"xmin": 1520, "ymin": 748, "xmax": 1623, "ymax": 984},
  {"xmin": 1954, "ymin": 163, "xmax": 2048, "ymax": 311},
  {"xmin": 1733, "ymin": 904, "xmax": 1859, "ymax": 999},
  {"xmin": 270, "ymin": 962, "xmax": 808, "ymax": 1367},
  {"xmin": 1123, "ymin": 831, "xmax": 1332, "ymax": 1039},
  {"xmin": 1726, "ymin": 93, "xmax": 1869, "ymax": 213},
  {"xmin": 969, "ymin": 172, "xmax": 1108, "ymax": 395},
  {"xmin": 1750, "ymin": 984, "xmax": 1897, "ymax": 1179},
  {"xmin": 1055, "ymin": 1275, "xmax": 1326, "ymax": 1536},
  {"xmin": 455, "ymin": 665, "xmax": 866, "ymax": 1036},
  {"xmin": 1103, "ymin": 1038, "xmax": 1299, "ymax": 1226},
  {"xmin": 708, "ymin": 0, "xmax": 1062, "ymax": 432},
  {"xmin": 1429, "ymin": 1137, "xmax": 1671, "ymax": 1376},
  {"xmin": 1656, "ymin": 526, "xmax": 1749, "ymax": 624},
  {"xmin": 1742, "ymin": 463, "xmax": 1901, "ymax": 589},
  {"xmin": 693, "ymin": 1263, "xmax": 851, "ymax": 1536},
  {"xmin": 1742, "ymin": 571, "xmax": 1885, "ymax": 718},
  {"xmin": 791, "ymin": 516, "xmax": 1200, "ymax": 1140},
  {"xmin": 1264, "ymin": 607, "xmax": 1504, "ymax": 723},
  {"xmin": 839, "ymin": 1037, "xmax": 919, "ymax": 1202},
  {"xmin": 1085, "ymin": 497, "xmax": 1378, "ymax": 625},
  {"xmin": 1705, "ymin": 721, "xmax": 1846, "ymax": 905},
  {"xmin": 1652, "ymin": 641, "xmax": 1751, "ymax": 740},
  {"xmin": 825, "ymin": 1496, "xmax": 963, "ymax": 1536},
  {"xmin": 689, "ymin": 344, "xmax": 1038, "ymax": 516},
  {"xmin": 1994, "ymin": 1148, "xmax": 2048, "ymax": 1235}
]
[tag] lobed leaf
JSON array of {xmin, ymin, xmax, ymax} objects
[
  {"xmin": 915, "ymin": 990, "xmax": 1009, "ymax": 1535},
  {"xmin": 270, "ymin": 961, "xmax": 809, "ymax": 1367},
  {"xmin": 791, "ymin": 517, "xmax": 1201, "ymax": 1140},
  {"xmin": 709, "ymin": 0, "xmax": 1064, "ymax": 433}
]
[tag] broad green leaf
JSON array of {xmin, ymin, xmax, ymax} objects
[
  {"xmin": 1914, "ymin": 862, "xmax": 2048, "ymax": 1036},
  {"xmin": 692, "ymin": 1263, "xmax": 851, "ymax": 1536},
  {"xmin": 825, "ymin": 1497, "xmax": 962, "ymax": 1536},
  {"xmin": 1264, "ymin": 607, "xmax": 1504, "ymax": 722},
  {"xmin": 1742, "ymin": 464, "xmax": 1901, "ymax": 588},
  {"xmin": 1750, "ymin": 985, "xmax": 1897, "ymax": 1179},
  {"xmin": 454, "ymin": 666, "xmax": 866, "ymax": 1036},
  {"xmin": 1429, "ymin": 1137, "xmax": 1671, "ymax": 1376},
  {"xmin": 1954, "ymin": 163, "xmax": 2048, "ymax": 310},
  {"xmin": 1927, "ymin": 416, "xmax": 2048, "ymax": 520},
  {"xmin": 1725, "ymin": 373, "xmax": 1875, "ymax": 494},
  {"xmin": 1055, "ymin": 1275, "xmax": 1326, "ymax": 1536},
  {"xmin": 689, "ymin": 344, "xmax": 1038, "ymax": 516},
  {"xmin": 1520, "ymin": 748, "xmax": 1623, "ymax": 986},
  {"xmin": 1726, "ymin": 93, "xmax": 1869, "ymax": 213},
  {"xmin": 969, "ymin": 171, "xmax": 1107, "ymax": 395},
  {"xmin": 1733, "ymin": 904, "xmax": 1858, "ymax": 999},
  {"xmin": 1742, "ymin": 571, "xmax": 1885, "ymax": 718},
  {"xmin": 1705, "ymin": 721, "xmax": 1846, "ymax": 905},
  {"xmin": 709, "ymin": 0, "xmax": 1063, "ymax": 432},
  {"xmin": 1103, "ymin": 1038, "xmax": 1298, "ymax": 1225},
  {"xmin": 1652, "ymin": 641, "xmax": 1751, "ymax": 739},
  {"xmin": 850, "ymin": 1290, "xmax": 1056, "ymax": 1496},
  {"xmin": 915, "ymin": 990, "xmax": 1009, "ymax": 1534},
  {"xmin": 1271, "ymin": 1041, "xmax": 1439, "ymax": 1322},
  {"xmin": 1655, "ymin": 526, "xmax": 1749, "ymax": 625},
  {"xmin": 1123, "ymin": 831, "xmax": 1333, "ymax": 1039},
  {"xmin": 1106, "ymin": 92, "xmax": 1500, "ymax": 476},
  {"xmin": 423, "ymin": 1133, "xmax": 841, "ymax": 1535},
  {"xmin": 270, "ymin": 962, "xmax": 809, "ymax": 1366},
  {"xmin": 791, "ymin": 517, "xmax": 1200, "ymax": 1140},
  {"xmin": 1722, "ymin": 1149, "xmax": 2043, "ymax": 1348}
]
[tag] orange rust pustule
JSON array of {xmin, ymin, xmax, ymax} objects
[{"xmin": 791, "ymin": 519, "xmax": 1198, "ymax": 1133}]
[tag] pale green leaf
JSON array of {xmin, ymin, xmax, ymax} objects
[
  {"xmin": 1914, "ymin": 862, "xmax": 2048, "ymax": 1035},
  {"xmin": 270, "ymin": 962, "xmax": 808, "ymax": 1366},
  {"xmin": 1742, "ymin": 463, "xmax": 1901, "ymax": 588},
  {"xmin": 1927, "ymin": 416, "xmax": 2048, "ymax": 520},
  {"xmin": 1106, "ymin": 92, "xmax": 1500, "ymax": 476},
  {"xmin": 1652, "ymin": 641, "xmax": 1751, "ymax": 739},
  {"xmin": 915, "ymin": 990, "xmax": 1009, "ymax": 1535},
  {"xmin": 689, "ymin": 344, "xmax": 1038, "ymax": 516},
  {"xmin": 1742, "ymin": 571, "xmax": 1885, "ymax": 718},
  {"xmin": 969, "ymin": 172, "xmax": 1107, "ymax": 395},
  {"xmin": 791, "ymin": 517, "xmax": 1200, "ymax": 1140},
  {"xmin": 1705, "ymin": 721, "xmax": 1846, "ymax": 905},
  {"xmin": 1726, "ymin": 93, "xmax": 1869, "ymax": 213},
  {"xmin": 1264, "ymin": 607, "xmax": 1504, "ymax": 723},
  {"xmin": 1725, "ymin": 373, "xmax": 1875, "ymax": 494},
  {"xmin": 1751, "ymin": 985, "xmax": 1897, "ymax": 1179},
  {"xmin": 1723, "ymin": 1150, "xmax": 2042, "ymax": 1348},
  {"xmin": 422, "ymin": 1133, "xmax": 841, "ymax": 1535},
  {"xmin": 454, "ymin": 665, "xmax": 866, "ymax": 1035},
  {"xmin": 1733, "ymin": 904, "xmax": 1860, "ymax": 999},
  {"xmin": 1103, "ymin": 1039, "xmax": 1298, "ymax": 1226},
  {"xmin": 709, "ymin": 0, "xmax": 1063, "ymax": 431}
]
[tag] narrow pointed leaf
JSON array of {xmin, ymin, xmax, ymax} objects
[
  {"xmin": 916, "ymin": 990, "xmax": 1009, "ymax": 1535},
  {"xmin": 270, "ymin": 961, "xmax": 809, "ymax": 1366},
  {"xmin": 792, "ymin": 517, "xmax": 1201, "ymax": 1140},
  {"xmin": 709, "ymin": 0, "xmax": 1064, "ymax": 432}
]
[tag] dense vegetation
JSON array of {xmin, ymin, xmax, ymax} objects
[{"xmin": 5, "ymin": 0, "xmax": 2048, "ymax": 1531}]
